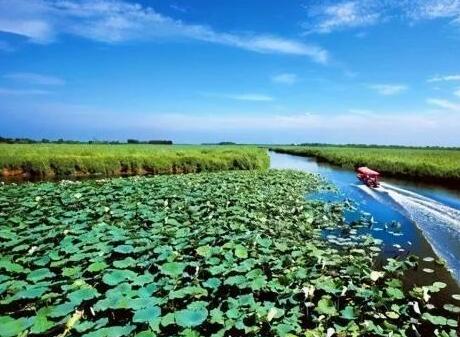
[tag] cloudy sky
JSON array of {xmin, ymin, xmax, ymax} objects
[{"xmin": 1, "ymin": 0, "xmax": 460, "ymax": 145}]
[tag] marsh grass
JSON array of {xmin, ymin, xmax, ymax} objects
[
  {"xmin": 272, "ymin": 146, "xmax": 460, "ymax": 182},
  {"xmin": 0, "ymin": 144, "xmax": 269, "ymax": 178}
]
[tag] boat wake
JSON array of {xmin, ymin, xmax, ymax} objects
[{"xmin": 370, "ymin": 182, "xmax": 460, "ymax": 282}]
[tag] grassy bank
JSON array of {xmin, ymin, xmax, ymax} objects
[
  {"xmin": 0, "ymin": 144, "xmax": 269, "ymax": 178},
  {"xmin": 0, "ymin": 170, "xmax": 457, "ymax": 336},
  {"xmin": 271, "ymin": 146, "xmax": 460, "ymax": 183}
]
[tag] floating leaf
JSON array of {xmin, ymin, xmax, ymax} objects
[
  {"xmin": 14, "ymin": 286, "xmax": 48, "ymax": 299},
  {"xmin": 161, "ymin": 262, "xmax": 186, "ymax": 277},
  {"xmin": 202, "ymin": 278, "xmax": 221, "ymax": 289},
  {"xmin": 432, "ymin": 282, "xmax": 447, "ymax": 289},
  {"xmin": 30, "ymin": 308, "xmax": 54, "ymax": 334},
  {"xmin": 102, "ymin": 269, "xmax": 137, "ymax": 285},
  {"xmin": 67, "ymin": 287, "xmax": 99, "ymax": 305},
  {"xmin": 234, "ymin": 244, "xmax": 248, "ymax": 259},
  {"xmin": 49, "ymin": 302, "xmax": 76, "ymax": 318},
  {"xmin": 134, "ymin": 330, "xmax": 156, "ymax": 337},
  {"xmin": 386, "ymin": 287, "xmax": 404, "ymax": 300},
  {"xmin": 386, "ymin": 311, "xmax": 399, "ymax": 319},
  {"xmin": 88, "ymin": 261, "xmax": 108, "ymax": 273},
  {"xmin": 114, "ymin": 245, "xmax": 134, "ymax": 254},
  {"xmin": 196, "ymin": 245, "xmax": 212, "ymax": 258},
  {"xmin": 315, "ymin": 297, "xmax": 337, "ymax": 316},
  {"xmin": 340, "ymin": 306, "xmax": 356, "ymax": 320},
  {"xmin": 27, "ymin": 268, "xmax": 55, "ymax": 282},
  {"xmin": 0, "ymin": 316, "xmax": 33, "ymax": 337},
  {"xmin": 161, "ymin": 313, "xmax": 175, "ymax": 327},
  {"xmin": 81, "ymin": 325, "xmax": 135, "ymax": 337},
  {"xmin": 175, "ymin": 307, "xmax": 208, "ymax": 328},
  {"xmin": 0, "ymin": 259, "xmax": 24, "ymax": 273},
  {"xmin": 209, "ymin": 308, "xmax": 224, "ymax": 325},
  {"xmin": 224, "ymin": 275, "xmax": 246, "ymax": 287},
  {"xmin": 132, "ymin": 306, "xmax": 161, "ymax": 325},
  {"xmin": 422, "ymin": 313, "xmax": 448, "ymax": 326},
  {"xmin": 62, "ymin": 267, "xmax": 81, "ymax": 277},
  {"xmin": 132, "ymin": 273, "xmax": 154, "ymax": 286},
  {"xmin": 369, "ymin": 270, "xmax": 384, "ymax": 282},
  {"xmin": 267, "ymin": 307, "xmax": 278, "ymax": 322},
  {"xmin": 113, "ymin": 257, "xmax": 136, "ymax": 269},
  {"xmin": 443, "ymin": 304, "xmax": 460, "ymax": 313}
]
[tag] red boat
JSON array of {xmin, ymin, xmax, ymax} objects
[{"xmin": 357, "ymin": 167, "xmax": 380, "ymax": 188}]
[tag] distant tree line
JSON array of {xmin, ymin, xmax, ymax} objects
[
  {"xmin": 127, "ymin": 139, "xmax": 173, "ymax": 144},
  {"xmin": 297, "ymin": 143, "xmax": 460, "ymax": 150},
  {"xmin": 201, "ymin": 142, "xmax": 237, "ymax": 145},
  {"xmin": 0, "ymin": 136, "xmax": 173, "ymax": 145}
]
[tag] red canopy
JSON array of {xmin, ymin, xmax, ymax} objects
[{"xmin": 357, "ymin": 167, "xmax": 380, "ymax": 176}]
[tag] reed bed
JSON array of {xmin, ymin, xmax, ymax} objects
[
  {"xmin": 271, "ymin": 146, "xmax": 460, "ymax": 182},
  {"xmin": 0, "ymin": 144, "xmax": 269, "ymax": 178}
]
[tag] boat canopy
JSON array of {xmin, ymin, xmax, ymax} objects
[{"xmin": 357, "ymin": 167, "xmax": 380, "ymax": 176}]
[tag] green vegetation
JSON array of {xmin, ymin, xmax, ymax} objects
[
  {"xmin": 272, "ymin": 146, "xmax": 460, "ymax": 182},
  {"xmin": 0, "ymin": 144, "xmax": 268, "ymax": 178},
  {"xmin": 296, "ymin": 143, "xmax": 460, "ymax": 150},
  {"xmin": 0, "ymin": 170, "xmax": 458, "ymax": 337}
]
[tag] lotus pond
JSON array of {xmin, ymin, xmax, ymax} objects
[{"xmin": 0, "ymin": 170, "xmax": 459, "ymax": 337}]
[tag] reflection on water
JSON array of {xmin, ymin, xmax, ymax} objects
[{"xmin": 269, "ymin": 151, "xmax": 460, "ymax": 303}]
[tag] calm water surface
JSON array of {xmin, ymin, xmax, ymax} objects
[{"xmin": 270, "ymin": 151, "xmax": 460, "ymax": 305}]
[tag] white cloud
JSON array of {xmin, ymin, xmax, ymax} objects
[
  {"xmin": 427, "ymin": 74, "xmax": 460, "ymax": 82},
  {"xmin": 305, "ymin": 0, "xmax": 460, "ymax": 34},
  {"xmin": 170, "ymin": 4, "xmax": 187, "ymax": 13},
  {"xmin": 427, "ymin": 98, "xmax": 460, "ymax": 111},
  {"xmin": 8, "ymin": 100, "xmax": 460, "ymax": 145},
  {"xmin": 406, "ymin": 0, "xmax": 460, "ymax": 21},
  {"xmin": 115, "ymin": 112, "xmax": 449, "ymax": 139},
  {"xmin": 454, "ymin": 88, "xmax": 460, "ymax": 97},
  {"xmin": 30, "ymin": 102, "xmax": 441, "ymax": 134},
  {"xmin": 4, "ymin": 72, "xmax": 65, "ymax": 85},
  {"xmin": 0, "ymin": 87, "xmax": 51, "ymax": 95},
  {"xmin": 0, "ymin": 0, "xmax": 53, "ymax": 43},
  {"xmin": 305, "ymin": 1, "xmax": 381, "ymax": 34},
  {"xmin": 0, "ymin": 0, "xmax": 329, "ymax": 63},
  {"xmin": 213, "ymin": 35, "xmax": 328, "ymax": 63},
  {"xmin": 369, "ymin": 84, "xmax": 408, "ymax": 96},
  {"xmin": 271, "ymin": 73, "xmax": 298, "ymax": 85}
]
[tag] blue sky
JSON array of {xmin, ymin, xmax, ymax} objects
[{"xmin": 1, "ymin": 0, "xmax": 460, "ymax": 145}]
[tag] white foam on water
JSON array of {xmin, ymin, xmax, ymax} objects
[
  {"xmin": 380, "ymin": 183, "xmax": 460, "ymax": 228},
  {"xmin": 355, "ymin": 184, "xmax": 386, "ymax": 203},
  {"xmin": 376, "ymin": 183, "xmax": 460, "ymax": 282}
]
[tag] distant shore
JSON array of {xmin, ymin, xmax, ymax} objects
[{"xmin": 270, "ymin": 146, "xmax": 460, "ymax": 184}]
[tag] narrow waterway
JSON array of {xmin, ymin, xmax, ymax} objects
[{"xmin": 270, "ymin": 151, "xmax": 460, "ymax": 303}]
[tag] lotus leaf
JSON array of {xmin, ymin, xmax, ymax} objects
[
  {"xmin": 102, "ymin": 269, "xmax": 137, "ymax": 285},
  {"xmin": 67, "ymin": 287, "xmax": 99, "ymax": 304},
  {"xmin": 132, "ymin": 306, "xmax": 161, "ymax": 325},
  {"xmin": 0, "ymin": 316, "xmax": 33, "ymax": 337},
  {"xmin": 315, "ymin": 297, "xmax": 337, "ymax": 316},
  {"xmin": 27, "ymin": 268, "xmax": 55, "ymax": 282},
  {"xmin": 175, "ymin": 307, "xmax": 208, "ymax": 328},
  {"xmin": 1, "ymin": 169, "xmax": 458, "ymax": 337},
  {"xmin": 81, "ymin": 325, "xmax": 136, "ymax": 337},
  {"xmin": 161, "ymin": 262, "xmax": 186, "ymax": 277}
]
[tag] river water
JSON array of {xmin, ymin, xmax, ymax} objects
[{"xmin": 270, "ymin": 151, "xmax": 460, "ymax": 303}]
